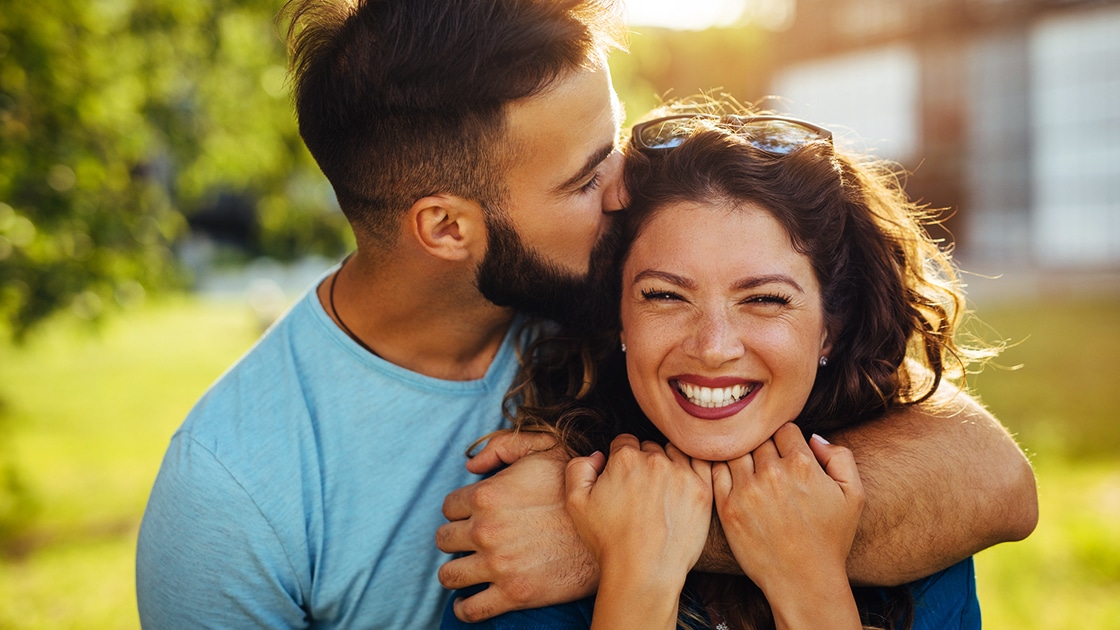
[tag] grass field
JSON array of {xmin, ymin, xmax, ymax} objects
[{"xmin": 0, "ymin": 293, "xmax": 1117, "ymax": 628}]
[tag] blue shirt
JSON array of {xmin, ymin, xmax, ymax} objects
[
  {"xmin": 441, "ymin": 557, "xmax": 982, "ymax": 629},
  {"xmin": 137, "ymin": 282, "xmax": 522, "ymax": 628}
]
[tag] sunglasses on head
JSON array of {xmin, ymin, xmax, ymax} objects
[{"xmin": 630, "ymin": 114, "xmax": 833, "ymax": 155}]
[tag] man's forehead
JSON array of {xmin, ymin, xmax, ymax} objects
[{"xmin": 502, "ymin": 64, "xmax": 620, "ymax": 184}]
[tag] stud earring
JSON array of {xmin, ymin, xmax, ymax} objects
[
  {"xmin": 819, "ymin": 356, "xmax": 828, "ymax": 367},
  {"xmin": 621, "ymin": 342, "xmax": 627, "ymax": 353}
]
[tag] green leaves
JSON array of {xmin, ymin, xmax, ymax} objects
[{"xmin": 0, "ymin": 0, "xmax": 348, "ymax": 340}]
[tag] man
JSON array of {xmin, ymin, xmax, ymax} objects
[{"xmin": 136, "ymin": 0, "xmax": 1037, "ymax": 627}]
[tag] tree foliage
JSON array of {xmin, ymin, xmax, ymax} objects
[{"xmin": 0, "ymin": 0, "xmax": 349, "ymax": 340}]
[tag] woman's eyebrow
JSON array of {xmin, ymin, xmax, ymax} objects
[
  {"xmin": 734, "ymin": 274, "xmax": 804, "ymax": 293},
  {"xmin": 632, "ymin": 269, "xmax": 696, "ymax": 290}
]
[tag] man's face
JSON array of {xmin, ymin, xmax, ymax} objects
[{"xmin": 476, "ymin": 59, "xmax": 626, "ymax": 328}]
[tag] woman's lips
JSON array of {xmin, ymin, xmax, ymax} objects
[{"xmin": 670, "ymin": 376, "xmax": 760, "ymax": 420}]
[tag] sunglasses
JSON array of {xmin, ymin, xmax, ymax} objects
[{"xmin": 630, "ymin": 114, "xmax": 833, "ymax": 155}]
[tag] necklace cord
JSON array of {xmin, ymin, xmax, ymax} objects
[{"xmin": 329, "ymin": 253, "xmax": 378, "ymax": 355}]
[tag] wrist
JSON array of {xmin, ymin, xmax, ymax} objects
[
  {"xmin": 598, "ymin": 551, "xmax": 687, "ymax": 595},
  {"xmin": 765, "ymin": 570, "xmax": 861, "ymax": 630},
  {"xmin": 593, "ymin": 565, "xmax": 684, "ymax": 630}
]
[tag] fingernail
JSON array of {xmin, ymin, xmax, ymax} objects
[{"xmin": 811, "ymin": 433, "xmax": 830, "ymax": 445}]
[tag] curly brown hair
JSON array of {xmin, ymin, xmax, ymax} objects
[
  {"xmin": 504, "ymin": 101, "xmax": 990, "ymax": 455},
  {"xmin": 485, "ymin": 101, "xmax": 998, "ymax": 629}
]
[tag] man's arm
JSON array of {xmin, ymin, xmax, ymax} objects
[
  {"xmin": 832, "ymin": 385, "xmax": 1037, "ymax": 585},
  {"xmin": 137, "ymin": 434, "xmax": 309, "ymax": 628},
  {"xmin": 438, "ymin": 385, "xmax": 1038, "ymax": 619}
]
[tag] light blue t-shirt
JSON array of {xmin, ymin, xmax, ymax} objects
[{"xmin": 136, "ymin": 282, "xmax": 521, "ymax": 628}]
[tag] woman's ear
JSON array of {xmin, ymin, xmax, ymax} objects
[
  {"xmin": 409, "ymin": 195, "xmax": 486, "ymax": 263},
  {"xmin": 819, "ymin": 326, "xmax": 833, "ymax": 360}
]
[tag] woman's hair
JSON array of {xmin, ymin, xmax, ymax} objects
[
  {"xmin": 283, "ymin": 0, "xmax": 625, "ymax": 245},
  {"xmin": 495, "ymin": 100, "xmax": 996, "ymax": 629},
  {"xmin": 508, "ymin": 100, "xmax": 992, "ymax": 454}
]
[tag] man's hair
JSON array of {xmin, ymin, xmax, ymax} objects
[{"xmin": 283, "ymin": 0, "xmax": 625, "ymax": 245}]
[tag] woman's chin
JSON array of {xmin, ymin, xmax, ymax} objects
[{"xmin": 678, "ymin": 442, "xmax": 753, "ymax": 462}]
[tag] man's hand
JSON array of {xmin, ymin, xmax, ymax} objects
[{"xmin": 436, "ymin": 431, "xmax": 597, "ymax": 622}]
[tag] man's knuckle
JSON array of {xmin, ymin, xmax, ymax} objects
[
  {"xmin": 441, "ymin": 491, "xmax": 461, "ymax": 517},
  {"xmin": 503, "ymin": 579, "xmax": 534, "ymax": 605},
  {"xmin": 461, "ymin": 597, "xmax": 500, "ymax": 623},
  {"xmin": 470, "ymin": 483, "xmax": 500, "ymax": 510},
  {"xmin": 471, "ymin": 520, "xmax": 501, "ymax": 547},
  {"xmin": 437, "ymin": 563, "xmax": 460, "ymax": 588},
  {"xmin": 434, "ymin": 525, "xmax": 453, "ymax": 551}
]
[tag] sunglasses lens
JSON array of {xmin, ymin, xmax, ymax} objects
[
  {"xmin": 635, "ymin": 116, "xmax": 829, "ymax": 155},
  {"xmin": 738, "ymin": 120, "xmax": 824, "ymax": 155},
  {"xmin": 636, "ymin": 120, "xmax": 691, "ymax": 150}
]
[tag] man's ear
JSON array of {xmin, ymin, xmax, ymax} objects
[{"xmin": 408, "ymin": 195, "xmax": 486, "ymax": 263}]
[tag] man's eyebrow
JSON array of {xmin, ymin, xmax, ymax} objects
[{"xmin": 552, "ymin": 143, "xmax": 615, "ymax": 194}]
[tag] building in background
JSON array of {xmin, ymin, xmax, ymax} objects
[{"xmin": 764, "ymin": 0, "xmax": 1120, "ymax": 270}]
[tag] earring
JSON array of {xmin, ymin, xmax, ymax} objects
[
  {"xmin": 819, "ymin": 356, "xmax": 828, "ymax": 367},
  {"xmin": 621, "ymin": 342, "xmax": 627, "ymax": 353}
]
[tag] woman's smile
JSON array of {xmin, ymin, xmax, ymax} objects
[{"xmin": 670, "ymin": 377, "xmax": 760, "ymax": 419}]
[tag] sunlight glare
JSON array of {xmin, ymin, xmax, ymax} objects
[{"xmin": 625, "ymin": 0, "xmax": 748, "ymax": 30}]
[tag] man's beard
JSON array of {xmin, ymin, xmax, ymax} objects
[{"xmin": 476, "ymin": 210, "xmax": 620, "ymax": 333}]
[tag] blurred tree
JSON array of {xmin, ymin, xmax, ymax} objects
[
  {"xmin": 0, "ymin": 0, "xmax": 349, "ymax": 342},
  {"xmin": 0, "ymin": 0, "xmax": 353, "ymax": 541}
]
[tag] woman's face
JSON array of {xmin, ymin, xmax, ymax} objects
[{"xmin": 619, "ymin": 200, "xmax": 830, "ymax": 461}]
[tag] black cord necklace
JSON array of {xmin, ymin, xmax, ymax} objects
[{"xmin": 329, "ymin": 253, "xmax": 378, "ymax": 356}]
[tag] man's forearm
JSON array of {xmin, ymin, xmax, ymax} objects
[{"xmin": 831, "ymin": 385, "xmax": 1037, "ymax": 585}]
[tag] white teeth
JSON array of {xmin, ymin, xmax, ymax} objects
[{"xmin": 677, "ymin": 381, "xmax": 754, "ymax": 408}]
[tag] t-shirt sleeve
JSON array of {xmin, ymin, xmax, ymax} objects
[
  {"xmin": 909, "ymin": 556, "xmax": 982, "ymax": 630},
  {"xmin": 136, "ymin": 433, "xmax": 309, "ymax": 629}
]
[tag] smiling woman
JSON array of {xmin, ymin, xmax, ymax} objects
[{"xmin": 441, "ymin": 101, "xmax": 998, "ymax": 630}]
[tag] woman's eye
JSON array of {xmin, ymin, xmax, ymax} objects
[
  {"xmin": 744, "ymin": 294, "xmax": 791, "ymax": 306},
  {"xmin": 640, "ymin": 288, "xmax": 682, "ymax": 302}
]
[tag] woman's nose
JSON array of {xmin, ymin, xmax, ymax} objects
[{"xmin": 684, "ymin": 311, "xmax": 745, "ymax": 367}]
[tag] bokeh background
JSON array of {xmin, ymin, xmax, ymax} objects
[{"xmin": 2, "ymin": 0, "xmax": 1119, "ymax": 627}]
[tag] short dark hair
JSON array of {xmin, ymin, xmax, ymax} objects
[{"xmin": 283, "ymin": 0, "xmax": 625, "ymax": 245}]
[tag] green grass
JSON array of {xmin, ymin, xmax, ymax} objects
[
  {"xmin": 966, "ymin": 297, "xmax": 1120, "ymax": 629},
  {"xmin": 0, "ymin": 294, "xmax": 1116, "ymax": 629},
  {"xmin": 0, "ymin": 298, "xmax": 262, "ymax": 629},
  {"xmin": 966, "ymin": 298, "xmax": 1120, "ymax": 461}
]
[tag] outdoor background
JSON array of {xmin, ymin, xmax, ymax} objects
[{"xmin": 2, "ymin": 0, "xmax": 1119, "ymax": 628}]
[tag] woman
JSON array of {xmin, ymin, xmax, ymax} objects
[{"xmin": 443, "ymin": 105, "xmax": 990, "ymax": 629}]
